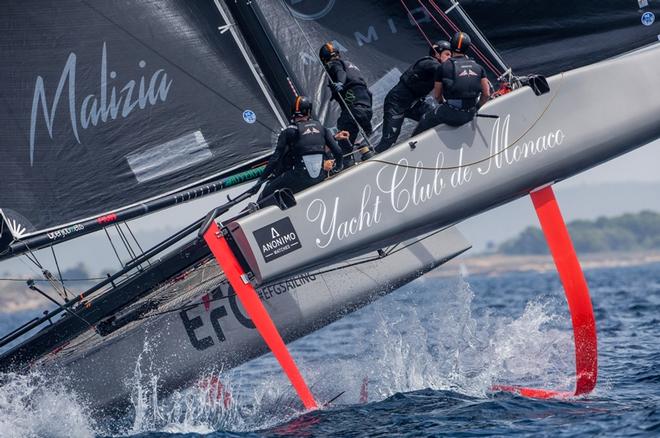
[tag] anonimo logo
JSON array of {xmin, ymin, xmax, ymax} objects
[
  {"xmin": 253, "ymin": 217, "xmax": 302, "ymax": 263},
  {"xmin": 285, "ymin": 0, "xmax": 336, "ymax": 20}
]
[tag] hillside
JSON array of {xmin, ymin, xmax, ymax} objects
[{"xmin": 498, "ymin": 211, "xmax": 660, "ymax": 255}]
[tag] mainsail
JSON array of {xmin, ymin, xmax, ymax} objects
[{"xmin": 0, "ymin": 0, "xmax": 284, "ymax": 246}]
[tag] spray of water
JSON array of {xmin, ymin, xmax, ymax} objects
[
  {"xmin": 0, "ymin": 371, "xmax": 96, "ymax": 438},
  {"xmin": 0, "ymin": 273, "xmax": 577, "ymax": 436}
]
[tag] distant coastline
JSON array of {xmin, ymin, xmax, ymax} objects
[{"xmin": 435, "ymin": 250, "xmax": 660, "ymax": 278}]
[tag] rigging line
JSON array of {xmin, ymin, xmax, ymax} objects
[
  {"xmin": 124, "ymin": 222, "xmax": 145, "ymax": 256},
  {"xmin": 50, "ymin": 246, "xmax": 70, "ymax": 300},
  {"xmin": 78, "ymin": 0, "xmax": 279, "ymax": 134},
  {"xmin": 18, "ymin": 255, "xmax": 44, "ymax": 279},
  {"xmin": 279, "ymin": 0, "xmax": 374, "ymax": 150},
  {"xmin": 423, "ymin": 0, "xmax": 501, "ymax": 77},
  {"xmin": 415, "ymin": 0, "xmax": 453, "ymax": 38},
  {"xmin": 114, "ymin": 224, "xmax": 137, "ymax": 262},
  {"xmin": 21, "ymin": 241, "xmax": 44, "ymax": 270},
  {"xmin": 104, "ymin": 227, "xmax": 125, "ymax": 269},
  {"xmin": 399, "ymin": 0, "xmax": 445, "ymax": 44},
  {"xmin": 426, "ymin": 0, "xmax": 503, "ymax": 77},
  {"xmin": 352, "ymin": 73, "xmax": 563, "ymax": 172},
  {"xmin": 124, "ymin": 222, "xmax": 151, "ymax": 267},
  {"xmin": 0, "ymin": 277, "xmax": 106, "ymax": 282},
  {"xmin": 27, "ymin": 283, "xmax": 95, "ymax": 330},
  {"xmin": 427, "ymin": 0, "xmax": 502, "ymax": 76}
]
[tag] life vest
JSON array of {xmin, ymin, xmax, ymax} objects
[
  {"xmin": 442, "ymin": 57, "xmax": 484, "ymax": 108},
  {"xmin": 400, "ymin": 56, "xmax": 438, "ymax": 97},
  {"xmin": 292, "ymin": 120, "xmax": 326, "ymax": 178}
]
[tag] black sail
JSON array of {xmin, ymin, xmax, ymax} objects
[
  {"xmin": 464, "ymin": 0, "xmax": 660, "ymax": 76},
  {"xmin": 250, "ymin": 0, "xmax": 510, "ymax": 129},
  {"xmin": 0, "ymin": 0, "xmax": 283, "ymax": 241},
  {"xmin": 248, "ymin": 0, "xmax": 658, "ymax": 126}
]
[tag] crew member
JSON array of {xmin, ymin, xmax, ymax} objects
[
  {"xmin": 413, "ymin": 32, "xmax": 491, "ymax": 135},
  {"xmin": 375, "ymin": 40, "xmax": 452, "ymax": 153},
  {"xmin": 255, "ymin": 96, "xmax": 345, "ymax": 201},
  {"xmin": 319, "ymin": 42, "xmax": 374, "ymax": 162}
]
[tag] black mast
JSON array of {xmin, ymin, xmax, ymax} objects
[{"xmin": 223, "ymin": 0, "xmax": 305, "ymax": 114}]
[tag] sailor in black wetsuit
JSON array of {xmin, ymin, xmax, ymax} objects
[
  {"xmin": 375, "ymin": 40, "xmax": 452, "ymax": 153},
  {"xmin": 319, "ymin": 42, "xmax": 374, "ymax": 163},
  {"xmin": 413, "ymin": 32, "xmax": 491, "ymax": 135},
  {"xmin": 256, "ymin": 96, "xmax": 345, "ymax": 201}
]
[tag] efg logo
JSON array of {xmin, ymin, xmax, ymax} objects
[{"xmin": 285, "ymin": 0, "xmax": 336, "ymax": 21}]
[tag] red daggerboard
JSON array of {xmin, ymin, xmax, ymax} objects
[
  {"xmin": 493, "ymin": 185, "xmax": 597, "ymax": 399},
  {"xmin": 204, "ymin": 221, "xmax": 318, "ymax": 410}
]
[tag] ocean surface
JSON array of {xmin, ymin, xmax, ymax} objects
[{"xmin": 1, "ymin": 261, "xmax": 659, "ymax": 437}]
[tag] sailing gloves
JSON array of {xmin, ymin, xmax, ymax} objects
[{"xmin": 329, "ymin": 81, "xmax": 344, "ymax": 95}]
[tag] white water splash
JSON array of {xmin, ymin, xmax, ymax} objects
[
  {"xmin": 279, "ymin": 275, "xmax": 575, "ymax": 404},
  {"xmin": 0, "ymin": 274, "xmax": 577, "ymax": 437},
  {"xmin": 0, "ymin": 371, "xmax": 96, "ymax": 438},
  {"xmin": 122, "ymin": 337, "xmax": 304, "ymax": 435}
]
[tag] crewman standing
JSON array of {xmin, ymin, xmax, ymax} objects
[{"xmin": 319, "ymin": 42, "xmax": 374, "ymax": 163}]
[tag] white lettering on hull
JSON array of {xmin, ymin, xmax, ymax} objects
[{"xmin": 306, "ymin": 114, "xmax": 566, "ymax": 248}]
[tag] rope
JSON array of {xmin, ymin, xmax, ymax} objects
[
  {"xmin": 22, "ymin": 242, "xmax": 44, "ymax": 270},
  {"xmin": 223, "ymin": 166, "xmax": 265, "ymax": 187},
  {"xmin": 355, "ymin": 73, "xmax": 563, "ymax": 171},
  {"xmin": 104, "ymin": 228, "xmax": 125, "ymax": 268},
  {"xmin": 115, "ymin": 224, "xmax": 138, "ymax": 262},
  {"xmin": 50, "ymin": 246, "xmax": 70, "ymax": 300},
  {"xmin": 279, "ymin": 0, "xmax": 374, "ymax": 150},
  {"xmin": 425, "ymin": 0, "xmax": 504, "ymax": 78},
  {"xmin": 400, "ymin": 0, "xmax": 445, "ymax": 44},
  {"xmin": 124, "ymin": 222, "xmax": 150, "ymax": 267},
  {"xmin": 0, "ymin": 277, "xmax": 106, "ymax": 282}
]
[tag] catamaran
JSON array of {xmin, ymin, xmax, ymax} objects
[{"xmin": 1, "ymin": 0, "xmax": 658, "ymax": 416}]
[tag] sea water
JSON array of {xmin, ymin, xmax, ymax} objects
[{"xmin": 1, "ymin": 262, "xmax": 659, "ymax": 437}]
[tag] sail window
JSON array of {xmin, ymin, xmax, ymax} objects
[{"xmin": 126, "ymin": 131, "xmax": 212, "ymax": 183}]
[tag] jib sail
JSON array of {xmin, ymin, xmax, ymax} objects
[{"xmin": 0, "ymin": 0, "xmax": 284, "ymax": 247}]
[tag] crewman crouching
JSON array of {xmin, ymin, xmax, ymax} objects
[
  {"xmin": 254, "ymin": 96, "xmax": 345, "ymax": 201},
  {"xmin": 413, "ymin": 31, "xmax": 491, "ymax": 135}
]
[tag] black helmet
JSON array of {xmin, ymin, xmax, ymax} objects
[
  {"xmin": 319, "ymin": 42, "xmax": 339, "ymax": 63},
  {"xmin": 291, "ymin": 95, "xmax": 312, "ymax": 117},
  {"xmin": 450, "ymin": 31, "xmax": 472, "ymax": 54},
  {"xmin": 430, "ymin": 40, "xmax": 451, "ymax": 57}
]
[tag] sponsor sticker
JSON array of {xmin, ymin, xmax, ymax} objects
[
  {"xmin": 242, "ymin": 109, "xmax": 257, "ymax": 124},
  {"xmin": 638, "ymin": 0, "xmax": 648, "ymax": 8},
  {"xmin": 641, "ymin": 11, "xmax": 655, "ymax": 26},
  {"xmin": 253, "ymin": 217, "xmax": 302, "ymax": 263}
]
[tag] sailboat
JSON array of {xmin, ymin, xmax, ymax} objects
[{"xmin": 1, "ymin": 0, "xmax": 658, "ymax": 417}]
